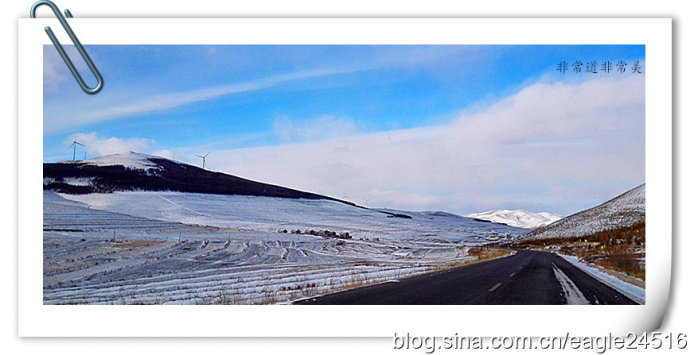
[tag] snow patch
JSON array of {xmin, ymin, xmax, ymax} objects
[
  {"xmin": 558, "ymin": 253, "xmax": 645, "ymax": 304},
  {"xmin": 58, "ymin": 191, "xmax": 527, "ymax": 243},
  {"xmin": 74, "ymin": 152, "xmax": 163, "ymax": 172},
  {"xmin": 466, "ymin": 209, "xmax": 562, "ymax": 229},
  {"xmin": 551, "ymin": 264, "xmax": 589, "ymax": 305}
]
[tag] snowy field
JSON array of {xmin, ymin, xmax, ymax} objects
[
  {"xmin": 44, "ymin": 191, "xmax": 526, "ymax": 305},
  {"xmin": 57, "ymin": 191, "xmax": 524, "ymax": 244}
]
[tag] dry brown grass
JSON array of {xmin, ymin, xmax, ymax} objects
[
  {"xmin": 590, "ymin": 264, "xmax": 646, "ymax": 289},
  {"xmin": 515, "ymin": 222, "xmax": 645, "ymax": 281},
  {"xmin": 109, "ymin": 240, "xmax": 158, "ymax": 249}
]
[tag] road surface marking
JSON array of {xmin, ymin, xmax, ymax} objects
[
  {"xmin": 488, "ymin": 283, "xmax": 502, "ymax": 292},
  {"xmin": 551, "ymin": 264, "xmax": 590, "ymax": 305},
  {"xmin": 509, "ymin": 272, "xmax": 516, "ymax": 277}
]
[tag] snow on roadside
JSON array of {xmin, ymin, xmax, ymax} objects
[
  {"xmin": 557, "ymin": 253, "xmax": 645, "ymax": 304},
  {"xmin": 551, "ymin": 264, "xmax": 589, "ymax": 305}
]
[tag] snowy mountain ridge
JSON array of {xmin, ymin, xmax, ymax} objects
[
  {"xmin": 465, "ymin": 209, "xmax": 562, "ymax": 229},
  {"xmin": 68, "ymin": 152, "xmax": 165, "ymax": 171},
  {"xmin": 524, "ymin": 184, "xmax": 645, "ymax": 240},
  {"xmin": 44, "ymin": 152, "xmax": 347, "ymax": 202}
]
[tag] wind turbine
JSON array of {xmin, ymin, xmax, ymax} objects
[
  {"xmin": 195, "ymin": 152, "xmax": 211, "ymax": 170},
  {"xmin": 68, "ymin": 140, "xmax": 84, "ymax": 161}
]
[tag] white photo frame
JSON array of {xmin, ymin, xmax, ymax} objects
[{"xmin": 19, "ymin": 18, "xmax": 672, "ymax": 337}]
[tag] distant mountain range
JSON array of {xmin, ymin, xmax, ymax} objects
[
  {"xmin": 524, "ymin": 184, "xmax": 645, "ymax": 240},
  {"xmin": 465, "ymin": 210, "xmax": 562, "ymax": 229},
  {"xmin": 43, "ymin": 152, "xmax": 354, "ymax": 205},
  {"xmin": 44, "ymin": 152, "xmax": 642, "ymax": 240}
]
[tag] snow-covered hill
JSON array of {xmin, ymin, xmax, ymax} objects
[
  {"xmin": 524, "ymin": 184, "xmax": 645, "ymax": 240},
  {"xmin": 44, "ymin": 152, "xmax": 347, "ymax": 202},
  {"xmin": 42, "ymin": 152, "xmax": 533, "ymax": 305},
  {"xmin": 70, "ymin": 151, "xmax": 165, "ymax": 171},
  {"xmin": 465, "ymin": 210, "xmax": 562, "ymax": 229},
  {"xmin": 45, "ymin": 152, "xmax": 529, "ymax": 243}
]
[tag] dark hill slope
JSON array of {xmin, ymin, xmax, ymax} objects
[{"xmin": 43, "ymin": 152, "xmax": 354, "ymax": 205}]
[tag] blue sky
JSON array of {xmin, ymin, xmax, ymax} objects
[{"xmin": 43, "ymin": 45, "xmax": 645, "ymax": 215}]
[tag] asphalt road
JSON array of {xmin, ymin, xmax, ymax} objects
[{"xmin": 294, "ymin": 250, "xmax": 638, "ymax": 305}]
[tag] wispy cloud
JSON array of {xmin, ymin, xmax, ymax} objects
[
  {"xmin": 43, "ymin": 45, "xmax": 101, "ymax": 93},
  {"xmin": 45, "ymin": 66, "xmax": 372, "ymax": 134},
  {"xmin": 272, "ymin": 115, "xmax": 364, "ymax": 143},
  {"xmin": 197, "ymin": 74, "xmax": 644, "ymax": 215},
  {"xmin": 67, "ymin": 132, "xmax": 154, "ymax": 158},
  {"xmin": 55, "ymin": 74, "xmax": 644, "ymax": 215},
  {"xmin": 43, "ymin": 45, "xmax": 495, "ymax": 135},
  {"xmin": 152, "ymin": 149, "xmax": 175, "ymax": 160},
  {"xmin": 43, "ymin": 45, "xmax": 646, "ymax": 215},
  {"xmin": 43, "ymin": 48, "xmax": 67, "ymax": 92}
]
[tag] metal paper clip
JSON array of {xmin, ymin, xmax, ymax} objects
[{"xmin": 30, "ymin": 0, "xmax": 103, "ymax": 95}]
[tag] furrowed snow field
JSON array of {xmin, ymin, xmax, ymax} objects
[
  {"xmin": 44, "ymin": 191, "xmax": 526, "ymax": 305},
  {"xmin": 58, "ymin": 191, "xmax": 523, "ymax": 244}
]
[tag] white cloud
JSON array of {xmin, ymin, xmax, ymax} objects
[
  {"xmin": 67, "ymin": 132, "xmax": 154, "ymax": 157},
  {"xmin": 43, "ymin": 49, "xmax": 66, "ymax": 92},
  {"xmin": 272, "ymin": 115, "xmax": 363, "ymax": 143},
  {"xmin": 359, "ymin": 190, "xmax": 443, "ymax": 211},
  {"xmin": 203, "ymin": 75, "xmax": 644, "ymax": 215},
  {"xmin": 42, "ymin": 46, "xmax": 493, "ymax": 134},
  {"xmin": 152, "ymin": 149, "xmax": 175, "ymax": 160},
  {"xmin": 43, "ymin": 46, "xmax": 99, "ymax": 93}
]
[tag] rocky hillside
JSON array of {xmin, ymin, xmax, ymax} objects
[{"xmin": 524, "ymin": 184, "xmax": 645, "ymax": 240}]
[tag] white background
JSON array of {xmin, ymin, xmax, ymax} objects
[
  {"xmin": 3, "ymin": 0, "xmax": 688, "ymax": 354},
  {"xmin": 16, "ymin": 17, "xmax": 672, "ymax": 338}
]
